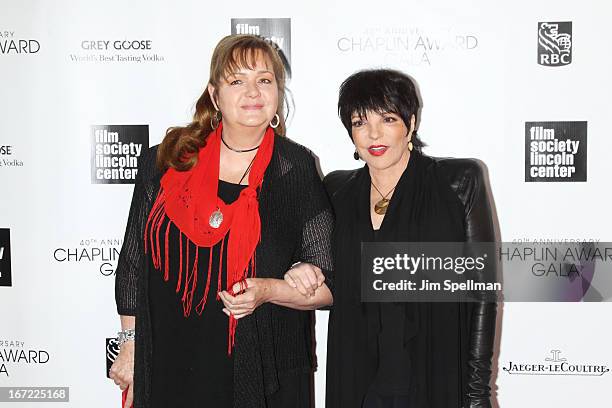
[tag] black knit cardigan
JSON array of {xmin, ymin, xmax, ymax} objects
[{"xmin": 115, "ymin": 136, "xmax": 334, "ymax": 408}]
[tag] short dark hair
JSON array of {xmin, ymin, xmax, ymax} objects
[{"xmin": 338, "ymin": 69, "xmax": 424, "ymax": 152}]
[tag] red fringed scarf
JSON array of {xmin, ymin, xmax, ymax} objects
[{"xmin": 144, "ymin": 122, "xmax": 274, "ymax": 353}]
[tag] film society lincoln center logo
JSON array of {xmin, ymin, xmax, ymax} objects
[
  {"xmin": 537, "ymin": 22, "xmax": 572, "ymax": 66},
  {"xmin": 0, "ymin": 228, "xmax": 11, "ymax": 287},
  {"xmin": 231, "ymin": 18, "xmax": 291, "ymax": 71},
  {"xmin": 525, "ymin": 121, "xmax": 586, "ymax": 182},
  {"xmin": 91, "ymin": 125, "xmax": 149, "ymax": 184}
]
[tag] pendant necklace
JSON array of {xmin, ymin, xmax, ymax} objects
[
  {"xmin": 209, "ymin": 151, "xmax": 257, "ymax": 229},
  {"xmin": 209, "ymin": 208, "xmax": 224, "ymax": 229},
  {"xmin": 371, "ymin": 181, "xmax": 396, "ymax": 215}
]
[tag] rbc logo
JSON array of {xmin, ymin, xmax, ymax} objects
[
  {"xmin": 105, "ymin": 338, "xmax": 120, "ymax": 378},
  {"xmin": 537, "ymin": 22, "xmax": 572, "ymax": 66}
]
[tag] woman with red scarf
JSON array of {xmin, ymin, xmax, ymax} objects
[{"xmin": 109, "ymin": 35, "xmax": 333, "ymax": 408}]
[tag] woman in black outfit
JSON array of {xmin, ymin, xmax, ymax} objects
[
  {"xmin": 109, "ymin": 35, "xmax": 333, "ymax": 408},
  {"xmin": 323, "ymin": 69, "xmax": 498, "ymax": 408}
]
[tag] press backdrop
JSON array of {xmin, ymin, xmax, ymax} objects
[{"xmin": 1, "ymin": 0, "xmax": 611, "ymax": 407}]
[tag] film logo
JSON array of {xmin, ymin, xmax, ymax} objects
[
  {"xmin": 0, "ymin": 228, "xmax": 11, "ymax": 287},
  {"xmin": 91, "ymin": 125, "xmax": 148, "ymax": 184},
  {"xmin": 231, "ymin": 18, "xmax": 291, "ymax": 71},
  {"xmin": 525, "ymin": 121, "xmax": 586, "ymax": 182},
  {"xmin": 537, "ymin": 22, "xmax": 572, "ymax": 66},
  {"xmin": 0, "ymin": 30, "xmax": 40, "ymax": 55},
  {"xmin": 503, "ymin": 350, "xmax": 609, "ymax": 376}
]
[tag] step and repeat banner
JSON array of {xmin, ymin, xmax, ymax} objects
[{"xmin": 1, "ymin": 0, "xmax": 611, "ymax": 407}]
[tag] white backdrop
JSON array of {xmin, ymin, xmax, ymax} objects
[{"xmin": 1, "ymin": 0, "xmax": 611, "ymax": 406}]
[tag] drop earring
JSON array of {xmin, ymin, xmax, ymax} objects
[
  {"xmin": 407, "ymin": 130, "xmax": 415, "ymax": 152},
  {"xmin": 210, "ymin": 110, "xmax": 221, "ymax": 129},
  {"xmin": 353, "ymin": 150, "xmax": 360, "ymax": 160}
]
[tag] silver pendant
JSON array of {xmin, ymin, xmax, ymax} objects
[{"xmin": 209, "ymin": 208, "xmax": 224, "ymax": 229}]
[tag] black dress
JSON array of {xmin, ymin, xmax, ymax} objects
[
  {"xmin": 369, "ymin": 230, "xmax": 412, "ymax": 398},
  {"xmin": 324, "ymin": 151, "xmax": 498, "ymax": 408},
  {"xmin": 149, "ymin": 180, "xmax": 244, "ymax": 408},
  {"xmin": 363, "ymin": 229, "xmax": 412, "ymax": 408},
  {"xmin": 115, "ymin": 136, "xmax": 334, "ymax": 408}
]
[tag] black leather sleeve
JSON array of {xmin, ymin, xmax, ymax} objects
[{"xmin": 439, "ymin": 158, "xmax": 498, "ymax": 408}]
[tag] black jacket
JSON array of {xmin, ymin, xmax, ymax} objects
[{"xmin": 324, "ymin": 152, "xmax": 498, "ymax": 408}]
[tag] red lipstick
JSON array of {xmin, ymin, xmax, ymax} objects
[{"xmin": 368, "ymin": 145, "xmax": 388, "ymax": 156}]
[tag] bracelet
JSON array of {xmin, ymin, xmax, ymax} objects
[{"xmin": 117, "ymin": 329, "xmax": 135, "ymax": 346}]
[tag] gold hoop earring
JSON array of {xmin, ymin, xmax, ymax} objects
[
  {"xmin": 270, "ymin": 114, "xmax": 280, "ymax": 129},
  {"xmin": 210, "ymin": 110, "xmax": 221, "ymax": 129}
]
